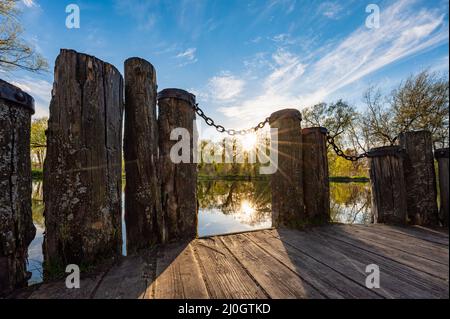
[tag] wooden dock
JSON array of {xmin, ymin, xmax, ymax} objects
[{"xmin": 14, "ymin": 224, "xmax": 449, "ymax": 299}]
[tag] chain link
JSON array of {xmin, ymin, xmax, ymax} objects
[
  {"xmin": 193, "ymin": 103, "xmax": 368, "ymax": 161},
  {"xmin": 326, "ymin": 132, "xmax": 368, "ymax": 162},
  {"xmin": 193, "ymin": 103, "xmax": 270, "ymax": 136}
]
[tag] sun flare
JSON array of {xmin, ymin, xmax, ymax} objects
[{"xmin": 240, "ymin": 134, "xmax": 257, "ymax": 151}]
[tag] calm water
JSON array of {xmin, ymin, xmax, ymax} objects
[{"xmin": 28, "ymin": 179, "xmax": 372, "ymax": 285}]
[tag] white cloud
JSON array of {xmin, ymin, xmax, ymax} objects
[
  {"xmin": 22, "ymin": 0, "xmax": 36, "ymax": 8},
  {"xmin": 318, "ymin": 2, "xmax": 343, "ymax": 19},
  {"xmin": 176, "ymin": 48, "xmax": 197, "ymax": 60},
  {"xmin": 208, "ymin": 73, "xmax": 245, "ymax": 102},
  {"xmin": 212, "ymin": 0, "xmax": 448, "ymax": 125},
  {"xmin": 12, "ymin": 77, "xmax": 52, "ymax": 118},
  {"xmin": 176, "ymin": 48, "xmax": 198, "ymax": 66}
]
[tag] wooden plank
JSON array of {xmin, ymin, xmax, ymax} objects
[
  {"xmin": 221, "ymin": 234, "xmax": 325, "ymax": 299},
  {"xmin": 316, "ymin": 226, "xmax": 448, "ymax": 280},
  {"xmin": 342, "ymin": 224, "xmax": 448, "ymax": 265},
  {"xmin": 273, "ymin": 228, "xmax": 448, "ymax": 298},
  {"xmin": 372, "ymin": 224, "xmax": 449, "ymax": 246},
  {"xmin": 93, "ymin": 255, "xmax": 150, "ymax": 299},
  {"xmin": 193, "ymin": 237, "xmax": 267, "ymax": 299},
  {"xmin": 146, "ymin": 242, "xmax": 209, "ymax": 299},
  {"xmin": 28, "ymin": 273, "xmax": 105, "ymax": 299},
  {"xmin": 246, "ymin": 232, "xmax": 381, "ymax": 299}
]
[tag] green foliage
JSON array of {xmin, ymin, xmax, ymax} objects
[{"xmin": 30, "ymin": 117, "xmax": 47, "ymax": 169}]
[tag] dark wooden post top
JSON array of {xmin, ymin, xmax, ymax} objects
[
  {"xmin": 269, "ymin": 109, "xmax": 302, "ymax": 125},
  {"xmin": 302, "ymin": 127, "xmax": 328, "ymax": 135},
  {"xmin": 157, "ymin": 88, "xmax": 196, "ymax": 106},
  {"xmin": 0, "ymin": 79, "xmax": 35, "ymax": 113},
  {"xmin": 367, "ymin": 145, "xmax": 405, "ymax": 158}
]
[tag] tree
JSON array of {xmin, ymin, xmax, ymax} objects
[
  {"xmin": 0, "ymin": 0, "xmax": 48, "ymax": 72},
  {"xmin": 302, "ymin": 100, "xmax": 357, "ymax": 145},
  {"xmin": 30, "ymin": 117, "xmax": 47, "ymax": 169},
  {"xmin": 361, "ymin": 71, "xmax": 449, "ymax": 149}
]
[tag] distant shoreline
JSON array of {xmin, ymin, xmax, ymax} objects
[{"xmin": 31, "ymin": 169, "xmax": 369, "ymax": 183}]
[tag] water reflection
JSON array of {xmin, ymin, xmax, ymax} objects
[
  {"xmin": 197, "ymin": 180, "xmax": 272, "ymax": 237},
  {"xmin": 28, "ymin": 179, "xmax": 372, "ymax": 285},
  {"xmin": 330, "ymin": 182, "xmax": 373, "ymax": 224}
]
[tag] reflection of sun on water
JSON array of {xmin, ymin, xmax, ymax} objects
[
  {"xmin": 240, "ymin": 200, "xmax": 255, "ymax": 221},
  {"xmin": 241, "ymin": 134, "xmax": 257, "ymax": 151}
]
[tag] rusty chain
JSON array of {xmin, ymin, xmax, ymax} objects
[
  {"xmin": 193, "ymin": 103, "xmax": 270, "ymax": 136},
  {"xmin": 326, "ymin": 132, "xmax": 369, "ymax": 162}
]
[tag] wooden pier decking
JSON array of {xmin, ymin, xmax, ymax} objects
[{"xmin": 15, "ymin": 224, "xmax": 449, "ymax": 299}]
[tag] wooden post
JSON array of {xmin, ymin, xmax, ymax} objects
[
  {"xmin": 435, "ymin": 148, "xmax": 449, "ymax": 227},
  {"xmin": 158, "ymin": 89, "xmax": 197, "ymax": 243},
  {"xmin": 43, "ymin": 49, "xmax": 124, "ymax": 275},
  {"xmin": 302, "ymin": 127, "xmax": 330, "ymax": 224},
  {"xmin": 124, "ymin": 58, "xmax": 162, "ymax": 253},
  {"xmin": 0, "ymin": 80, "xmax": 36, "ymax": 296},
  {"xmin": 269, "ymin": 109, "xmax": 304, "ymax": 228},
  {"xmin": 368, "ymin": 146, "xmax": 407, "ymax": 224},
  {"xmin": 399, "ymin": 131, "xmax": 439, "ymax": 226}
]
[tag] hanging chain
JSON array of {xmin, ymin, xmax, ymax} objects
[
  {"xmin": 326, "ymin": 132, "xmax": 369, "ymax": 162},
  {"xmin": 193, "ymin": 103, "xmax": 270, "ymax": 136}
]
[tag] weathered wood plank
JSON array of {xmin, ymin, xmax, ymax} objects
[
  {"xmin": 221, "ymin": 234, "xmax": 325, "ymax": 299},
  {"xmin": 124, "ymin": 57, "xmax": 162, "ymax": 252},
  {"xmin": 400, "ymin": 131, "xmax": 439, "ymax": 226},
  {"xmin": 273, "ymin": 228, "xmax": 448, "ymax": 298},
  {"xmin": 313, "ymin": 226, "xmax": 448, "ymax": 280},
  {"xmin": 342, "ymin": 224, "xmax": 448, "ymax": 265},
  {"xmin": 0, "ymin": 80, "xmax": 35, "ymax": 297},
  {"xmin": 28, "ymin": 273, "xmax": 105, "ymax": 299},
  {"xmin": 192, "ymin": 237, "xmax": 267, "ymax": 299},
  {"xmin": 44, "ymin": 49, "xmax": 124, "ymax": 273},
  {"xmin": 93, "ymin": 255, "xmax": 150, "ymax": 299},
  {"xmin": 158, "ymin": 89, "xmax": 197, "ymax": 243},
  {"xmin": 146, "ymin": 242, "xmax": 209, "ymax": 299},
  {"xmin": 373, "ymin": 224, "xmax": 448, "ymax": 246},
  {"xmin": 368, "ymin": 146, "xmax": 407, "ymax": 224},
  {"xmin": 269, "ymin": 109, "xmax": 305, "ymax": 228},
  {"xmin": 435, "ymin": 148, "xmax": 449, "ymax": 226},
  {"xmin": 246, "ymin": 232, "xmax": 380, "ymax": 299}
]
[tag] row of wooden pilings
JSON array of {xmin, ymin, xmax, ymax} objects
[{"xmin": 0, "ymin": 49, "xmax": 449, "ymax": 297}]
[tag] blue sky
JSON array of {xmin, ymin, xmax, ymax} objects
[{"xmin": 4, "ymin": 0, "xmax": 449, "ymax": 132}]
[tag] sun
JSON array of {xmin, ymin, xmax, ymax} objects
[{"xmin": 241, "ymin": 134, "xmax": 257, "ymax": 151}]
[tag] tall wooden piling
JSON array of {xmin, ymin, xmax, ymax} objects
[
  {"xmin": 43, "ymin": 49, "xmax": 124, "ymax": 274},
  {"xmin": 435, "ymin": 148, "xmax": 449, "ymax": 226},
  {"xmin": 302, "ymin": 127, "xmax": 330, "ymax": 224},
  {"xmin": 269, "ymin": 109, "xmax": 304, "ymax": 228},
  {"xmin": 158, "ymin": 89, "xmax": 197, "ymax": 243},
  {"xmin": 399, "ymin": 131, "xmax": 438, "ymax": 226},
  {"xmin": 368, "ymin": 146, "xmax": 407, "ymax": 224},
  {"xmin": 124, "ymin": 58, "xmax": 162, "ymax": 252},
  {"xmin": 0, "ymin": 80, "xmax": 36, "ymax": 296}
]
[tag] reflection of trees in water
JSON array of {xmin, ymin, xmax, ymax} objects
[
  {"xmin": 32, "ymin": 179, "xmax": 372, "ymax": 229},
  {"xmin": 330, "ymin": 182, "xmax": 372, "ymax": 224},
  {"xmin": 32, "ymin": 181, "xmax": 45, "ymax": 227},
  {"xmin": 198, "ymin": 180, "xmax": 272, "ymax": 226}
]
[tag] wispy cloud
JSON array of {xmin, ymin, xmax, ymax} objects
[
  {"xmin": 318, "ymin": 2, "xmax": 343, "ymax": 19},
  {"xmin": 207, "ymin": 72, "xmax": 246, "ymax": 102},
  {"xmin": 22, "ymin": 0, "xmax": 36, "ymax": 8},
  {"xmin": 175, "ymin": 48, "xmax": 198, "ymax": 67},
  {"xmin": 211, "ymin": 0, "xmax": 448, "ymax": 125},
  {"xmin": 12, "ymin": 77, "xmax": 52, "ymax": 118}
]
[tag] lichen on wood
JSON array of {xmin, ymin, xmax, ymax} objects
[
  {"xmin": 43, "ymin": 49, "xmax": 124, "ymax": 277},
  {"xmin": 0, "ymin": 80, "xmax": 36, "ymax": 296}
]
